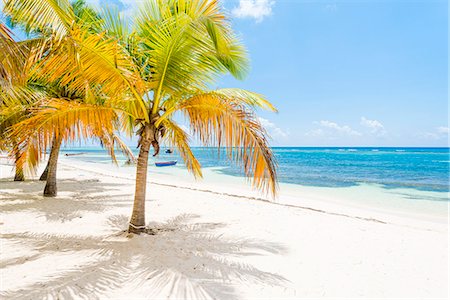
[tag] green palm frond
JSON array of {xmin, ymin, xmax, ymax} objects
[
  {"xmin": 100, "ymin": 5, "xmax": 129, "ymax": 42},
  {"xmin": 136, "ymin": 0, "xmax": 249, "ymax": 114},
  {"xmin": 72, "ymin": 0, "xmax": 103, "ymax": 32},
  {"xmin": 3, "ymin": 0, "xmax": 75, "ymax": 40}
]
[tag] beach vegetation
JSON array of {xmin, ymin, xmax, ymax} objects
[{"xmin": 0, "ymin": 0, "xmax": 278, "ymax": 234}]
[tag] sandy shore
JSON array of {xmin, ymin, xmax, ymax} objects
[{"xmin": 1, "ymin": 160, "xmax": 448, "ymax": 299}]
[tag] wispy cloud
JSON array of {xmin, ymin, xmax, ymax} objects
[
  {"xmin": 305, "ymin": 128, "xmax": 325, "ymax": 137},
  {"xmin": 360, "ymin": 117, "xmax": 386, "ymax": 135},
  {"xmin": 307, "ymin": 120, "xmax": 361, "ymax": 137},
  {"xmin": 436, "ymin": 126, "xmax": 449, "ymax": 134},
  {"xmin": 324, "ymin": 3, "xmax": 338, "ymax": 12},
  {"xmin": 232, "ymin": 0, "xmax": 275, "ymax": 23},
  {"xmin": 421, "ymin": 126, "xmax": 449, "ymax": 140},
  {"xmin": 258, "ymin": 117, "xmax": 289, "ymax": 139}
]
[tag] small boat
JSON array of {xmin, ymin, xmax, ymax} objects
[
  {"xmin": 165, "ymin": 149, "xmax": 173, "ymax": 154},
  {"xmin": 155, "ymin": 160, "xmax": 177, "ymax": 167},
  {"xmin": 64, "ymin": 152, "xmax": 86, "ymax": 156}
]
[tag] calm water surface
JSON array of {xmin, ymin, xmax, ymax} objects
[{"xmin": 62, "ymin": 147, "xmax": 450, "ymax": 194}]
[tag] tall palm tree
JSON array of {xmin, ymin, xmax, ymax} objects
[
  {"xmin": 4, "ymin": 0, "xmax": 278, "ymax": 234},
  {"xmin": 109, "ymin": 0, "xmax": 278, "ymax": 233}
]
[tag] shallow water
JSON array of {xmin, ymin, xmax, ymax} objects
[
  {"xmin": 56, "ymin": 146, "xmax": 449, "ymax": 220},
  {"xmin": 62, "ymin": 147, "xmax": 450, "ymax": 193}
]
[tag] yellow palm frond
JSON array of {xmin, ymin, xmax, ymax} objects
[
  {"xmin": 174, "ymin": 93, "xmax": 278, "ymax": 196},
  {"xmin": 161, "ymin": 119, "xmax": 202, "ymax": 178},
  {"xmin": 0, "ymin": 23, "xmax": 25, "ymax": 88},
  {"xmin": 31, "ymin": 26, "xmax": 148, "ymax": 121},
  {"xmin": 213, "ymin": 89, "xmax": 277, "ymax": 112},
  {"xmin": 97, "ymin": 131, "xmax": 136, "ymax": 165},
  {"xmin": 0, "ymin": 23, "xmax": 14, "ymax": 41},
  {"xmin": 10, "ymin": 99, "xmax": 125, "ymax": 170},
  {"xmin": 160, "ymin": 88, "xmax": 276, "ymax": 123}
]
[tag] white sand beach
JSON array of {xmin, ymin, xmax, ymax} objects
[{"xmin": 1, "ymin": 159, "xmax": 448, "ymax": 299}]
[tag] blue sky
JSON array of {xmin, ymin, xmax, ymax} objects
[
  {"xmin": 220, "ymin": 0, "xmax": 448, "ymax": 147},
  {"xmin": 96, "ymin": 0, "xmax": 449, "ymax": 146},
  {"xmin": 2, "ymin": 0, "xmax": 448, "ymax": 146}
]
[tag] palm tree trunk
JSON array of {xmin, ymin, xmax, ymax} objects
[
  {"xmin": 14, "ymin": 150, "xmax": 24, "ymax": 181},
  {"xmin": 128, "ymin": 131, "xmax": 152, "ymax": 234},
  {"xmin": 39, "ymin": 160, "xmax": 50, "ymax": 181},
  {"xmin": 13, "ymin": 141, "xmax": 24, "ymax": 181},
  {"xmin": 40, "ymin": 136, "xmax": 61, "ymax": 180},
  {"xmin": 43, "ymin": 136, "xmax": 62, "ymax": 197}
]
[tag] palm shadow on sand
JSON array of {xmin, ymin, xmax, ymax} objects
[
  {"xmin": 0, "ymin": 178, "xmax": 134, "ymax": 222},
  {"xmin": 1, "ymin": 213, "xmax": 288, "ymax": 299}
]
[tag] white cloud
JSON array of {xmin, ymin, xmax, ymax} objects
[
  {"xmin": 305, "ymin": 128, "xmax": 324, "ymax": 137},
  {"xmin": 421, "ymin": 126, "xmax": 449, "ymax": 140},
  {"xmin": 360, "ymin": 117, "xmax": 386, "ymax": 135},
  {"xmin": 313, "ymin": 120, "xmax": 362, "ymax": 136},
  {"xmin": 422, "ymin": 132, "xmax": 439, "ymax": 140},
  {"xmin": 258, "ymin": 117, "xmax": 289, "ymax": 139},
  {"xmin": 437, "ymin": 126, "xmax": 449, "ymax": 134},
  {"xmin": 232, "ymin": 0, "xmax": 274, "ymax": 23}
]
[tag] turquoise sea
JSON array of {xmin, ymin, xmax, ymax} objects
[{"xmin": 61, "ymin": 147, "xmax": 450, "ymax": 194}]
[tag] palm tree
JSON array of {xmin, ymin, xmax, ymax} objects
[
  {"xmin": 29, "ymin": 0, "xmax": 119, "ymax": 195},
  {"xmin": 109, "ymin": 0, "xmax": 278, "ymax": 233},
  {"xmin": 39, "ymin": 0, "xmax": 102, "ymax": 182},
  {"xmin": 2, "ymin": 0, "xmax": 138, "ymax": 196},
  {"xmin": 0, "ymin": 21, "xmax": 42, "ymax": 181},
  {"xmin": 3, "ymin": 0, "xmax": 278, "ymax": 233},
  {"xmin": 0, "ymin": 23, "xmax": 23, "ymax": 180}
]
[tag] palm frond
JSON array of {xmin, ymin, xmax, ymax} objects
[
  {"xmin": 97, "ymin": 131, "xmax": 136, "ymax": 165},
  {"xmin": 9, "ymin": 99, "xmax": 124, "ymax": 171},
  {"xmin": 72, "ymin": 0, "xmax": 103, "ymax": 32},
  {"xmin": 0, "ymin": 22, "xmax": 14, "ymax": 41},
  {"xmin": 30, "ymin": 26, "xmax": 149, "ymax": 120},
  {"xmin": 100, "ymin": 5, "xmax": 129, "ymax": 42},
  {"xmin": 161, "ymin": 119, "xmax": 202, "ymax": 178},
  {"xmin": 201, "ymin": 18, "xmax": 249, "ymax": 80},
  {"xmin": 214, "ymin": 89, "xmax": 277, "ymax": 112},
  {"xmin": 0, "ymin": 23, "xmax": 25, "ymax": 88},
  {"xmin": 175, "ymin": 93, "xmax": 277, "ymax": 196},
  {"xmin": 3, "ymin": 0, "xmax": 75, "ymax": 40},
  {"xmin": 136, "ymin": 0, "xmax": 249, "ymax": 114}
]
